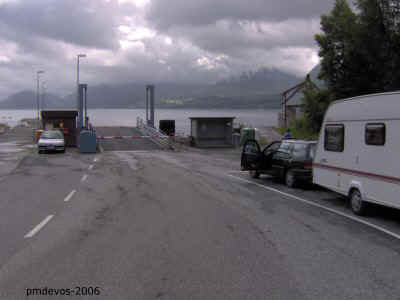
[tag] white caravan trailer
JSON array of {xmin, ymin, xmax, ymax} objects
[{"xmin": 313, "ymin": 91, "xmax": 400, "ymax": 215}]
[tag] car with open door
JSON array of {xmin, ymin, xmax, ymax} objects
[{"xmin": 241, "ymin": 139, "xmax": 317, "ymax": 188}]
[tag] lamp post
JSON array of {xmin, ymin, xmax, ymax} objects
[
  {"xmin": 36, "ymin": 70, "xmax": 44, "ymax": 128},
  {"xmin": 41, "ymin": 81, "xmax": 47, "ymax": 110},
  {"xmin": 77, "ymin": 54, "xmax": 86, "ymax": 128},
  {"xmin": 77, "ymin": 54, "xmax": 86, "ymax": 88}
]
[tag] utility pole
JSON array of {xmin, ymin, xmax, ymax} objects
[
  {"xmin": 36, "ymin": 70, "xmax": 44, "ymax": 128},
  {"xmin": 41, "ymin": 81, "xmax": 47, "ymax": 110},
  {"xmin": 76, "ymin": 54, "xmax": 86, "ymax": 127}
]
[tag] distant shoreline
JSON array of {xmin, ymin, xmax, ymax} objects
[{"xmin": 0, "ymin": 107, "xmax": 280, "ymax": 111}]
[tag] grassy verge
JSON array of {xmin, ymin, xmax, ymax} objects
[
  {"xmin": 278, "ymin": 119, "xmax": 319, "ymax": 141},
  {"xmin": 258, "ymin": 136, "xmax": 269, "ymax": 147}
]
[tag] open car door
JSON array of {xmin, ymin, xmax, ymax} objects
[{"xmin": 241, "ymin": 140, "xmax": 262, "ymax": 171}]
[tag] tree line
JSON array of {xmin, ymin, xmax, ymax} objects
[{"xmin": 301, "ymin": 0, "xmax": 400, "ymax": 133}]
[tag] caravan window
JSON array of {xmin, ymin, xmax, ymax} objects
[
  {"xmin": 365, "ymin": 123, "xmax": 385, "ymax": 146},
  {"xmin": 324, "ymin": 124, "xmax": 344, "ymax": 152}
]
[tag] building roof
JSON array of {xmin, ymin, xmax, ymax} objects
[
  {"xmin": 285, "ymin": 64, "xmax": 324, "ymax": 107},
  {"xmin": 189, "ymin": 117, "xmax": 235, "ymax": 120},
  {"xmin": 41, "ymin": 110, "xmax": 78, "ymax": 118}
]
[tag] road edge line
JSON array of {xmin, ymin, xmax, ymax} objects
[{"xmin": 228, "ymin": 174, "xmax": 400, "ymax": 241}]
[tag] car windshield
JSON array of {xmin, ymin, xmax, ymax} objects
[
  {"xmin": 291, "ymin": 143, "xmax": 314, "ymax": 160},
  {"xmin": 278, "ymin": 142, "xmax": 292, "ymax": 153},
  {"xmin": 41, "ymin": 131, "xmax": 63, "ymax": 139}
]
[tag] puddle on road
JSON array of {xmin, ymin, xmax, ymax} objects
[
  {"xmin": 0, "ymin": 142, "xmax": 26, "ymax": 153},
  {"xmin": 23, "ymin": 144, "xmax": 37, "ymax": 149}
]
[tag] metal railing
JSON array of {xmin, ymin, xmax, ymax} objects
[{"xmin": 137, "ymin": 117, "xmax": 172, "ymax": 149}]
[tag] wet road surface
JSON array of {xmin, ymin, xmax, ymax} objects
[{"xmin": 0, "ymin": 146, "xmax": 399, "ymax": 299}]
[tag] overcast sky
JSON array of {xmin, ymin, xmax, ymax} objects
[{"xmin": 0, "ymin": 0, "xmax": 335, "ymax": 98}]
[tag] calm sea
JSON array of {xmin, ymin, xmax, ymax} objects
[{"xmin": 0, "ymin": 109, "xmax": 279, "ymax": 135}]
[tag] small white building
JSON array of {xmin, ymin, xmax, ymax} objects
[{"xmin": 190, "ymin": 117, "xmax": 235, "ymax": 148}]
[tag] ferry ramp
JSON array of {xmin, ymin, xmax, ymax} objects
[{"xmin": 95, "ymin": 127, "xmax": 162, "ymax": 151}]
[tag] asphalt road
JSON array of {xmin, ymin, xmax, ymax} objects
[{"xmin": 0, "ymin": 145, "xmax": 399, "ymax": 299}]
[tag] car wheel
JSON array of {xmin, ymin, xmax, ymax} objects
[
  {"xmin": 285, "ymin": 169, "xmax": 296, "ymax": 188},
  {"xmin": 249, "ymin": 170, "xmax": 260, "ymax": 179},
  {"xmin": 350, "ymin": 189, "xmax": 369, "ymax": 216}
]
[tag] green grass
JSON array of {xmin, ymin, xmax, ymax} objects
[
  {"xmin": 258, "ymin": 136, "xmax": 269, "ymax": 147},
  {"xmin": 278, "ymin": 118, "xmax": 319, "ymax": 141}
]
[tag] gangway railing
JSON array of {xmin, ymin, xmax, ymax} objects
[{"xmin": 137, "ymin": 117, "xmax": 172, "ymax": 149}]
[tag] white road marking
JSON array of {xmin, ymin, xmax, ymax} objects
[
  {"xmin": 81, "ymin": 174, "xmax": 88, "ymax": 182},
  {"xmin": 88, "ymin": 164, "xmax": 94, "ymax": 171},
  {"xmin": 24, "ymin": 215, "xmax": 54, "ymax": 238},
  {"xmin": 64, "ymin": 190, "xmax": 76, "ymax": 202},
  {"xmin": 93, "ymin": 157, "xmax": 98, "ymax": 162},
  {"xmin": 228, "ymin": 174, "xmax": 400, "ymax": 241}
]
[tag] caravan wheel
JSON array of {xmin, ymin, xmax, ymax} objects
[{"xmin": 350, "ymin": 189, "xmax": 369, "ymax": 216}]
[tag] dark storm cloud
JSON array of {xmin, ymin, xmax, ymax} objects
[
  {"xmin": 145, "ymin": 0, "xmax": 334, "ymax": 65},
  {"xmin": 0, "ymin": 0, "xmax": 126, "ymax": 50},
  {"xmin": 147, "ymin": 0, "xmax": 335, "ymax": 28},
  {"xmin": 0, "ymin": 0, "xmax": 335, "ymax": 99},
  {"xmin": 169, "ymin": 19, "xmax": 320, "ymax": 57}
]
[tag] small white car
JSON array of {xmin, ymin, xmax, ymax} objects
[{"xmin": 38, "ymin": 130, "xmax": 65, "ymax": 154}]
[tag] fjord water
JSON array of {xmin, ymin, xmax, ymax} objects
[{"xmin": 0, "ymin": 109, "xmax": 279, "ymax": 135}]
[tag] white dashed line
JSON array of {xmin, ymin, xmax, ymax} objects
[
  {"xmin": 88, "ymin": 165, "xmax": 94, "ymax": 171},
  {"xmin": 64, "ymin": 190, "xmax": 76, "ymax": 202},
  {"xmin": 81, "ymin": 174, "xmax": 88, "ymax": 182},
  {"xmin": 24, "ymin": 215, "xmax": 54, "ymax": 238},
  {"xmin": 228, "ymin": 174, "xmax": 400, "ymax": 241}
]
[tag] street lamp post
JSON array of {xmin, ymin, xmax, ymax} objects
[
  {"xmin": 41, "ymin": 81, "xmax": 47, "ymax": 111},
  {"xmin": 36, "ymin": 70, "xmax": 44, "ymax": 128},
  {"xmin": 77, "ymin": 54, "xmax": 86, "ymax": 129},
  {"xmin": 77, "ymin": 54, "xmax": 86, "ymax": 88}
]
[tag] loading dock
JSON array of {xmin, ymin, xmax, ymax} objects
[{"xmin": 41, "ymin": 110, "xmax": 78, "ymax": 147}]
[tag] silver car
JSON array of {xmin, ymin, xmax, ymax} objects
[{"xmin": 38, "ymin": 130, "xmax": 65, "ymax": 154}]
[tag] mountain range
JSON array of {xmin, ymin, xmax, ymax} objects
[{"xmin": 0, "ymin": 66, "xmax": 320, "ymax": 109}]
